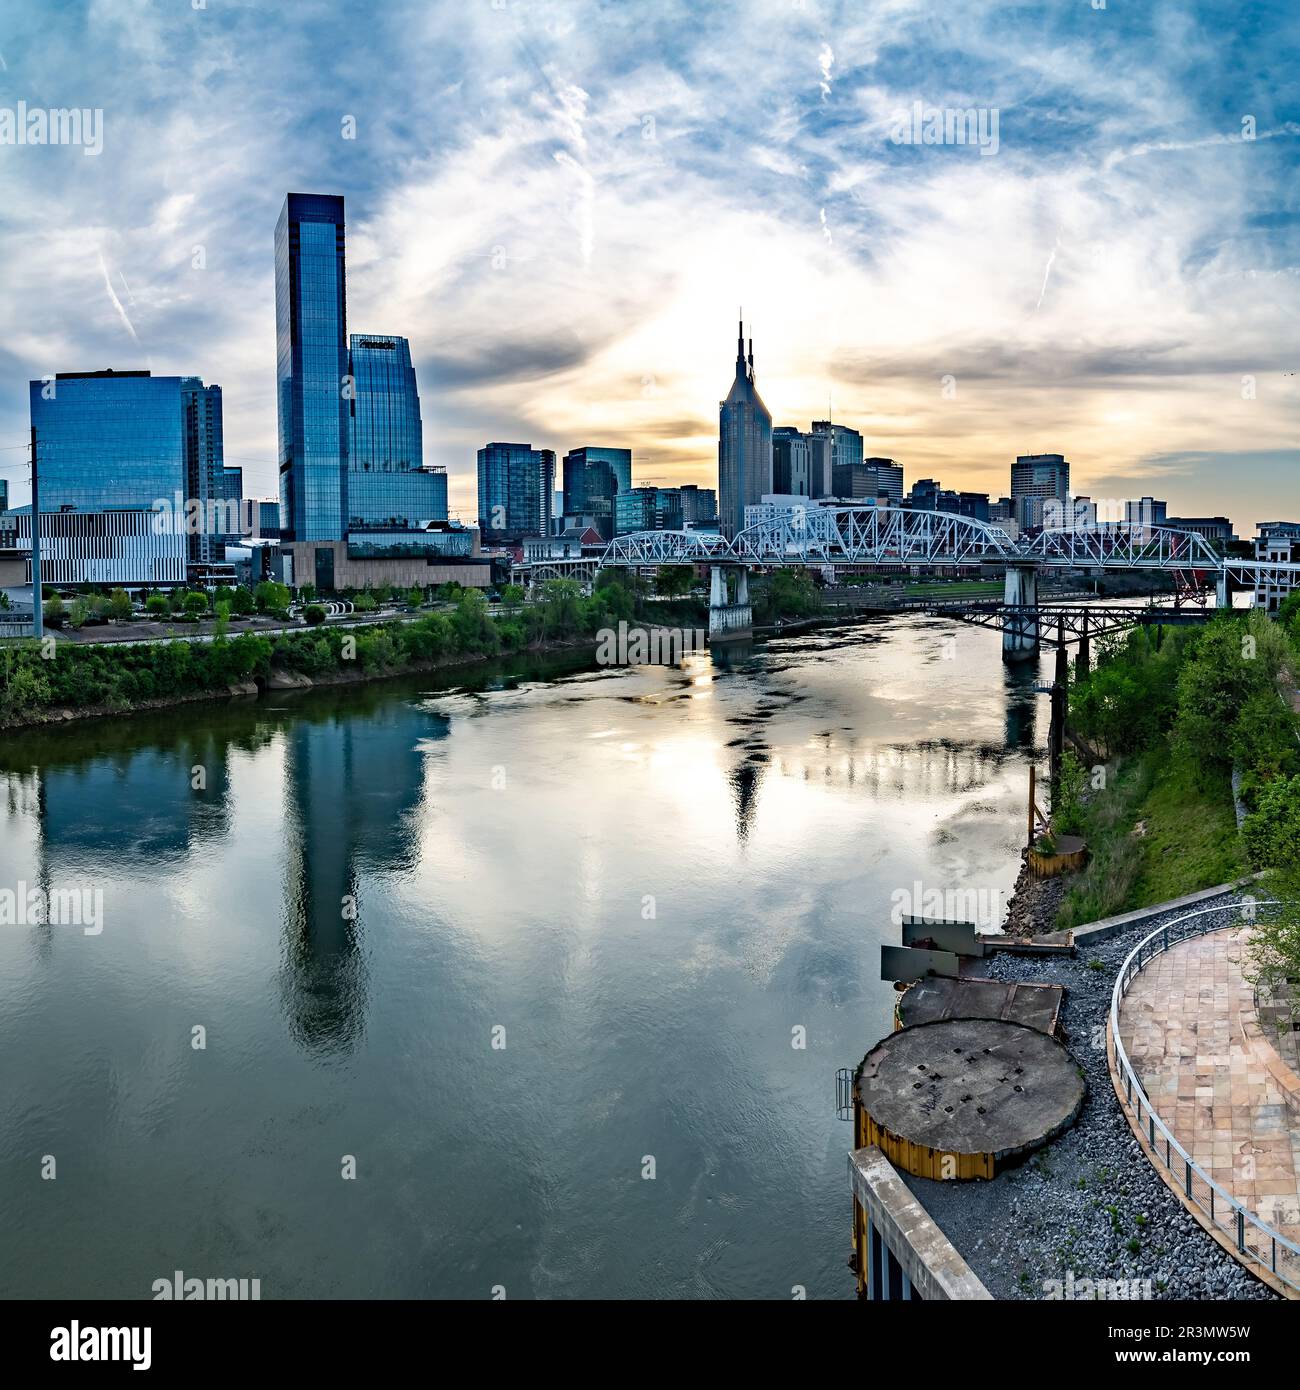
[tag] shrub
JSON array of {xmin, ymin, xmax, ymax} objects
[
  {"xmin": 108, "ymin": 588, "xmax": 133, "ymax": 621},
  {"xmin": 353, "ymin": 593, "xmax": 377, "ymax": 613},
  {"xmin": 230, "ymin": 587, "xmax": 255, "ymax": 616},
  {"xmin": 42, "ymin": 595, "xmax": 66, "ymax": 628},
  {"xmin": 304, "ymin": 604, "xmax": 326, "ymax": 627},
  {"xmin": 145, "ymin": 594, "xmax": 170, "ymax": 618},
  {"xmin": 183, "ymin": 591, "xmax": 209, "ymax": 616}
]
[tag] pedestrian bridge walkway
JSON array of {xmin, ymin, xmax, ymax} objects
[{"xmin": 1112, "ymin": 915, "xmax": 1300, "ymax": 1296}]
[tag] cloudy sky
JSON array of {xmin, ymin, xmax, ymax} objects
[{"xmin": 0, "ymin": 0, "xmax": 1297, "ymax": 526}]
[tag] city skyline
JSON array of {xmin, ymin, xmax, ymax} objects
[{"xmin": 1, "ymin": 2, "xmax": 1298, "ymax": 525}]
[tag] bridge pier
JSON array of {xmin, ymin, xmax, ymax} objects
[
  {"xmin": 1075, "ymin": 614, "xmax": 1091, "ymax": 679},
  {"xmin": 1002, "ymin": 564, "xmax": 1039, "ymax": 662},
  {"xmin": 708, "ymin": 564, "xmax": 753, "ymax": 643},
  {"xmin": 1216, "ymin": 571, "xmax": 1230, "ymax": 610}
]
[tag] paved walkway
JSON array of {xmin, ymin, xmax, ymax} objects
[{"xmin": 1117, "ymin": 927, "xmax": 1300, "ymax": 1244}]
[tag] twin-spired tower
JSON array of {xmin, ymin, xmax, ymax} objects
[{"xmin": 717, "ymin": 319, "xmax": 773, "ymax": 539}]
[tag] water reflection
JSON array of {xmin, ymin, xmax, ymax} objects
[
  {"xmin": 0, "ymin": 623, "xmax": 1051, "ymax": 1299},
  {"xmin": 279, "ymin": 702, "xmax": 449, "ymax": 1056}
]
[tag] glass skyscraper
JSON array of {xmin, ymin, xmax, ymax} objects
[
  {"xmin": 276, "ymin": 193, "xmax": 349, "ymax": 542},
  {"xmin": 561, "ymin": 446, "xmax": 632, "ymax": 541},
  {"xmin": 182, "ymin": 379, "xmax": 226, "ymax": 562},
  {"xmin": 346, "ymin": 334, "xmax": 446, "ymax": 528},
  {"xmin": 477, "ymin": 443, "xmax": 555, "ymax": 543},
  {"xmin": 29, "ymin": 371, "xmax": 187, "ymax": 511}
]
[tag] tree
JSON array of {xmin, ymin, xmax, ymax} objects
[
  {"xmin": 655, "ymin": 565, "xmax": 693, "ymax": 598},
  {"xmin": 108, "ymin": 588, "xmax": 133, "ymax": 622},
  {"xmin": 254, "ymin": 580, "xmax": 292, "ymax": 616},
  {"xmin": 230, "ymin": 586, "xmax": 255, "ymax": 616},
  {"xmin": 538, "ymin": 579, "xmax": 582, "ymax": 637},
  {"xmin": 304, "ymin": 604, "xmax": 326, "ymax": 626},
  {"xmin": 406, "ymin": 586, "xmax": 424, "ymax": 609},
  {"xmin": 183, "ymin": 591, "xmax": 209, "ymax": 616},
  {"xmin": 500, "ymin": 583, "xmax": 524, "ymax": 615},
  {"xmin": 42, "ymin": 594, "xmax": 65, "ymax": 628},
  {"xmin": 146, "ymin": 594, "xmax": 170, "ymax": 618},
  {"xmin": 298, "ymin": 582, "xmax": 317, "ymax": 604}
]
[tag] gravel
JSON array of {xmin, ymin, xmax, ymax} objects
[{"xmin": 904, "ymin": 894, "xmax": 1280, "ymax": 1301}]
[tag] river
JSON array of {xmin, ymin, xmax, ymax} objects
[{"xmin": 0, "ymin": 614, "xmax": 1047, "ymax": 1298}]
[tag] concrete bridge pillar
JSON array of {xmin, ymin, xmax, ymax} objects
[
  {"xmin": 1002, "ymin": 564, "xmax": 1039, "ymax": 663},
  {"xmin": 709, "ymin": 564, "xmax": 753, "ymax": 643},
  {"xmin": 1216, "ymin": 570, "xmax": 1230, "ymax": 610}
]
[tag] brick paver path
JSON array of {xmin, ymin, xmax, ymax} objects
[{"xmin": 1117, "ymin": 926, "xmax": 1300, "ymax": 1239}]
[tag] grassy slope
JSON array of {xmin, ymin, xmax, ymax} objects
[{"xmin": 1057, "ymin": 751, "xmax": 1244, "ymax": 930}]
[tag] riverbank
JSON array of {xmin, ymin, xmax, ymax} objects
[
  {"xmin": 0, "ymin": 631, "xmax": 607, "ymax": 733},
  {"xmin": 911, "ymin": 892, "xmax": 1278, "ymax": 1300},
  {"xmin": 0, "ymin": 582, "xmax": 661, "ymax": 732}
]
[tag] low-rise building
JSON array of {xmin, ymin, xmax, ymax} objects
[{"xmin": 1254, "ymin": 522, "xmax": 1300, "ymax": 611}]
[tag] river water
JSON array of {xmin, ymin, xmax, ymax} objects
[{"xmin": 0, "ymin": 615, "xmax": 1046, "ymax": 1299}]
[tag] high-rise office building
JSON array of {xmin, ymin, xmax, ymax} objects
[
  {"xmin": 345, "ymin": 334, "xmax": 446, "ymax": 530},
  {"xmin": 215, "ymin": 465, "xmax": 244, "ymax": 547},
  {"xmin": 864, "ymin": 457, "xmax": 903, "ymax": 504},
  {"xmin": 678, "ymin": 484, "xmax": 717, "ymax": 525},
  {"xmin": 772, "ymin": 427, "xmax": 813, "ymax": 496},
  {"xmin": 1011, "ymin": 453, "xmax": 1070, "ymax": 531},
  {"xmin": 30, "ymin": 370, "xmax": 187, "ymax": 510},
  {"xmin": 811, "ymin": 421, "xmax": 864, "ymax": 478},
  {"xmin": 615, "ymin": 486, "xmax": 683, "ymax": 535},
  {"xmin": 718, "ymin": 321, "xmax": 772, "ymax": 538},
  {"xmin": 182, "ymin": 379, "xmax": 226, "ymax": 563},
  {"xmin": 477, "ymin": 443, "xmax": 555, "ymax": 543},
  {"xmin": 0, "ymin": 478, "xmax": 8, "ymax": 512},
  {"xmin": 276, "ymin": 192, "xmax": 349, "ymax": 542},
  {"xmin": 562, "ymin": 446, "xmax": 632, "ymax": 541},
  {"xmin": 27, "ymin": 369, "xmax": 224, "ymax": 580},
  {"xmin": 909, "ymin": 478, "xmax": 942, "ymax": 510}
]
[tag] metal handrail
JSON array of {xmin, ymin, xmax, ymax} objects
[{"xmin": 1110, "ymin": 899, "xmax": 1300, "ymax": 1292}]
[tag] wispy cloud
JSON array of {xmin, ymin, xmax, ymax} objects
[{"xmin": 0, "ymin": 0, "xmax": 1296, "ymax": 523}]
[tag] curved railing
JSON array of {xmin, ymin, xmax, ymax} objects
[{"xmin": 1110, "ymin": 899, "xmax": 1300, "ymax": 1293}]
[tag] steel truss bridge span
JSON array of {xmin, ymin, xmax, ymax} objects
[{"xmin": 517, "ymin": 506, "xmax": 1297, "ymax": 584}]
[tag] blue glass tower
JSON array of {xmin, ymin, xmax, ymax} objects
[
  {"xmin": 561, "ymin": 446, "xmax": 631, "ymax": 541},
  {"xmin": 477, "ymin": 443, "xmax": 555, "ymax": 543},
  {"xmin": 276, "ymin": 193, "xmax": 349, "ymax": 542},
  {"xmin": 29, "ymin": 371, "xmax": 186, "ymax": 511},
  {"xmin": 346, "ymin": 334, "xmax": 446, "ymax": 528}
]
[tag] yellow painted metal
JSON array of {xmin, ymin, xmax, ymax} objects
[{"xmin": 859, "ymin": 1101, "xmax": 994, "ymax": 1182}]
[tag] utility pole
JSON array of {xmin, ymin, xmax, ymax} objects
[{"xmin": 30, "ymin": 426, "xmax": 41, "ymax": 641}]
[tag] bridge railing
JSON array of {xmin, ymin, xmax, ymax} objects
[{"xmin": 1110, "ymin": 899, "xmax": 1300, "ymax": 1294}]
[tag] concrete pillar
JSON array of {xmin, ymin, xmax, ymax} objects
[
  {"xmin": 709, "ymin": 563, "xmax": 753, "ymax": 643},
  {"xmin": 1216, "ymin": 570, "xmax": 1230, "ymax": 609},
  {"xmin": 710, "ymin": 564, "xmax": 726, "ymax": 608},
  {"xmin": 1002, "ymin": 564, "xmax": 1039, "ymax": 662}
]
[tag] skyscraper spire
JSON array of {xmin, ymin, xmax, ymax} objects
[
  {"xmin": 737, "ymin": 312, "xmax": 745, "ymax": 372},
  {"xmin": 747, "ymin": 336, "xmax": 754, "ymax": 382}
]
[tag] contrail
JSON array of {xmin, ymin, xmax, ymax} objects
[
  {"xmin": 1036, "ymin": 230, "xmax": 1061, "ymax": 311},
  {"xmin": 99, "ymin": 251, "xmax": 139, "ymax": 342}
]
